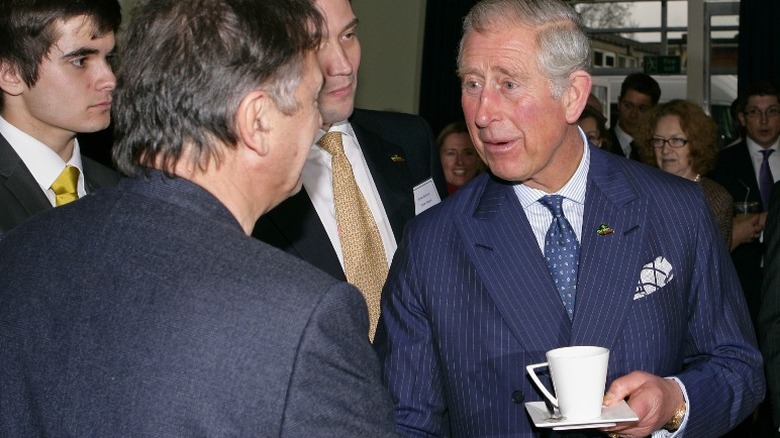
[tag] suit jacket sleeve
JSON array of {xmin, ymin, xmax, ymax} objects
[
  {"xmin": 374, "ymin": 233, "xmax": 448, "ymax": 437},
  {"xmin": 281, "ymin": 281, "xmax": 398, "ymax": 437},
  {"xmin": 672, "ymin": 194, "xmax": 766, "ymax": 436},
  {"xmin": 760, "ymin": 181, "xmax": 780, "ymax": 430}
]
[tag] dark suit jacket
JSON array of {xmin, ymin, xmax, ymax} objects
[
  {"xmin": 760, "ymin": 180, "xmax": 780, "ymax": 430},
  {"xmin": 252, "ymin": 108, "xmax": 446, "ymax": 281},
  {"xmin": 605, "ymin": 125, "xmax": 641, "ymax": 161},
  {"xmin": 375, "ymin": 147, "xmax": 764, "ymax": 437},
  {"xmin": 0, "ymin": 133, "xmax": 119, "ymax": 232},
  {"xmin": 0, "ymin": 171, "xmax": 397, "ymax": 436},
  {"xmin": 709, "ymin": 141, "xmax": 765, "ymax": 325}
]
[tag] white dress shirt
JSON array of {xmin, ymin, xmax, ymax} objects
[
  {"xmin": 513, "ymin": 128, "xmax": 590, "ymax": 254},
  {"xmin": 745, "ymin": 136, "xmax": 780, "ymax": 188},
  {"xmin": 0, "ymin": 115, "xmax": 86, "ymax": 207},
  {"xmin": 613, "ymin": 122, "xmax": 634, "ymax": 158},
  {"xmin": 301, "ymin": 121, "xmax": 397, "ymax": 269}
]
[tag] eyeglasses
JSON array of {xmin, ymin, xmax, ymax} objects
[
  {"xmin": 743, "ymin": 107, "xmax": 780, "ymax": 119},
  {"xmin": 651, "ymin": 137, "xmax": 688, "ymax": 149}
]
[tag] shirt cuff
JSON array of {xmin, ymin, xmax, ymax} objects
[{"xmin": 650, "ymin": 377, "xmax": 689, "ymax": 438}]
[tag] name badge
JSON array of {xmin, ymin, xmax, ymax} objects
[{"xmin": 413, "ymin": 178, "xmax": 441, "ymax": 215}]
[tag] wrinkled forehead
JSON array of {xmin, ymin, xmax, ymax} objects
[{"xmin": 458, "ymin": 21, "xmax": 539, "ymax": 70}]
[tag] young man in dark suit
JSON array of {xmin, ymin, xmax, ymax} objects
[
  {"xmin": 253, "ymin": 0, "xmax": 446, "ymax": 341},
  {"xmin": 0, "ymin": 0, "xmax": 120, "ymax": 232},
  {"xmin": 714, "ymin": 82, "xmax": 780, "ymax": 438},
  {"xmin": 606, "ymin": 72, "xmax": 661, "ymax": 160},
  {"xmin": 711, "ymin": 82, "xmax": 780, "ymax": 326},
  {"xmin": 0, "ymin": 0, "xmax": 397, "ymax": 435}
]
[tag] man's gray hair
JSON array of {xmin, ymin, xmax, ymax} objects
[{"xmin": 458, "ymin": 0, "xmax": 591, "ymax": 98}]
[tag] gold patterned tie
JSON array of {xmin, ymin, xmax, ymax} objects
[
  {"xmin": 50, "ymin": 166, "xmax": 80, "ymax": 206},
  {"xmin": 318, "ymin": 131, "xmax": 389, "ymax": 341}
]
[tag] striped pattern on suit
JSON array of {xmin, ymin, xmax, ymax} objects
[{"xmin": 375, "ymin": 146, "xmax": 764, "ymax": 437}]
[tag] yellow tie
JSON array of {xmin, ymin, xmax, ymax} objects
[
  {"xmin": 51, "ymin": 166, "xmax": 80, "ymax": 206},
  {"xmin": 318, "ymin": 131, "xmax": 389, "ymax": 341}
]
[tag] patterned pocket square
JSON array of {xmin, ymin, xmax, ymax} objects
[{"xmin": 633, "ymin": 256, "xmax": 674, "ymax": 300}]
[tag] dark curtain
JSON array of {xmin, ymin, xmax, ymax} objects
[
  {"xmin": 737, "ymin": 0, "xmax": 780, "ymax": 92},
  {"xmin": 419, "ymin": 0, "xmax": 476, "ymax": 139}
]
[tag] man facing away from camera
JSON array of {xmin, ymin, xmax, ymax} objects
[
  {"xmin": 252, "ymin": 0, "xmax": 447, "ymax": 341},
  {"xmin": 0, "ymin": 0, "xmax": 397, "ymax": 436}
]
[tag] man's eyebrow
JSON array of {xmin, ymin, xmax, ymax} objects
[
  {"xmin": 342, "ymin": 17, "xmax": 359, "ymax": 32},
  {"xmin": 61, "ymin": 47, "xmax": 100, "ymax": 59}
]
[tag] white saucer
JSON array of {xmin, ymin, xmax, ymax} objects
[{"xmin": 525, "ymin": 400, "xmax": 639, "ymax": 431}]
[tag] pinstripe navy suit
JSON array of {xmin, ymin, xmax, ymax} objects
[{"xmin": 375, "ymin": 146, "xmax": 765, "ymax": 437}]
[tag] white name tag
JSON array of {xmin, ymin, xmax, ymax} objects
[{"xmin": 413, "ymin": 178, "xmax": 441, "ymax": 215}]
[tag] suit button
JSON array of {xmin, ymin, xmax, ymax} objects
[{"xmin": 511, "ymin": 390, "xmax": 524, "ymax": 404}]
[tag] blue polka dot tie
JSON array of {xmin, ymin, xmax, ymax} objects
[{"xmin": 539, "ymin": 195, "xmax": 579, "ymax": 320}]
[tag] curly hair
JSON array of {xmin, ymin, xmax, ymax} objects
[{"xmin": 634, "ymin": 99, "xmax": 720, "ymax": 175}]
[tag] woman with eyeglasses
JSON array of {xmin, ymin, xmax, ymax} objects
[{"xmin": 636, "ymin": 99, "xmax": 736, "ymax": 247}]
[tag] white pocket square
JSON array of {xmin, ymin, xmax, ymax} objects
[{"xmin": 633, "ymin": 256, "xmax": 674, "ymax": 300}]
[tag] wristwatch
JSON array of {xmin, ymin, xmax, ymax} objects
[{"xmin": 664, "ymin": 402, "xmax": 686, "ymax": 431}]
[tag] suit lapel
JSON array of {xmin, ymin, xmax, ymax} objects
[
  {"xmin": 351, "ymin": 120, "xmax": 415, "ymax": 242},
  {"xmin": 734, "ymin": 143, "xmax": 763, "ymax": 206},
  {"xmin": 454, "ymin": 176, "xmax": 571, "ymax": 353},
  {"xmin": 0, "ymin": 134, "xmax": 51, "ymax": 219},
  {"xmin": 571, "ymin": 149, "xmax": 648, "ymax": 349},
  {"xmin": 260, "ymin": 189, "xmax": 345, "ymax": 281},
  {"xmin": 453, "ymin": 150, "xmax": 652, "ymax": 353}
]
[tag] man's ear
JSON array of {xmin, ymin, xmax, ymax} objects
[
  {"xmin": 0, "ymin": 61, "xmax": 25, "ymax": 96},
  {"xmin": 738, "ymin": 111, "xmax": 747, "ymax": 128},
  {"xmin": 236, "ymin": 90, "xmax": 274, "ymax": 157},
  {"xmin": 563, "ymin": 70, "xmax": 592, "ymax": 124}
]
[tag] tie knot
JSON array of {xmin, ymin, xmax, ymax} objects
[
  {"xmin": 761, "ymin": 149, "xmax": 775, "ymax": 160},
  {"xmin": 51, "ymin": 166, "xmax": 80, "ymax": 195},
  {"xmin": 318, "ymin": 131, "xmax": 344, "ymax": 157},
  {"xmin": 539, "ymin": 195, "xmax": 565, "ymax": 217},
  {"xmin": 51, "ymin": 165, "xmax": 80, "ymax": 207}
]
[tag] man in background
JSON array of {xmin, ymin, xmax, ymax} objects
[
  {"xmin": 253, "ymin": 0, "xmax": 446, "ymax": 341},
  {"xmin": 711, "ymin": 82, "xmax": 780, "ymax": 324},
  {"xmin": 713, "ymin": 81, "xmax": 780, "ymax": 438},
  {"xmin": 0, "ymin": 0, "xmax": 120, "ymax": 232},
  {"xmin": 0, "ymin": 0, "xmax": 397, "ymax": 435},
  {"xmin": 375, "ymin": 0, "xmax": 764, "ymax": 436},
  {"xmin": 606, "ymin": 72, "xmax": 661, "ymax": 160}
]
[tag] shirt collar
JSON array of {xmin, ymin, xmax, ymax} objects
[
  {"xmin": 315, "ymin": 120, "xmax": 355, "ymax": 144},
  {"xmin": 514, "ymin": 127, "xmax": 590, "ymax": 208},
  {"xmin": 745, "ymin": 136, "xmax": 780, "ymax": 155},
  {"xmin": 0, "ymin": 115, "xmax": 83, "ymax": 190}
]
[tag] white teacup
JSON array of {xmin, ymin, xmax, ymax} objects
[{"xmin": 526, "ymin": 346, "xmax": 610, "ymax": 420}]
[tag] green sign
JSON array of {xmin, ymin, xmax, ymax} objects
[{"xmin": 643, "ymin": 55, "xmax": 682, "ymax": 75}]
